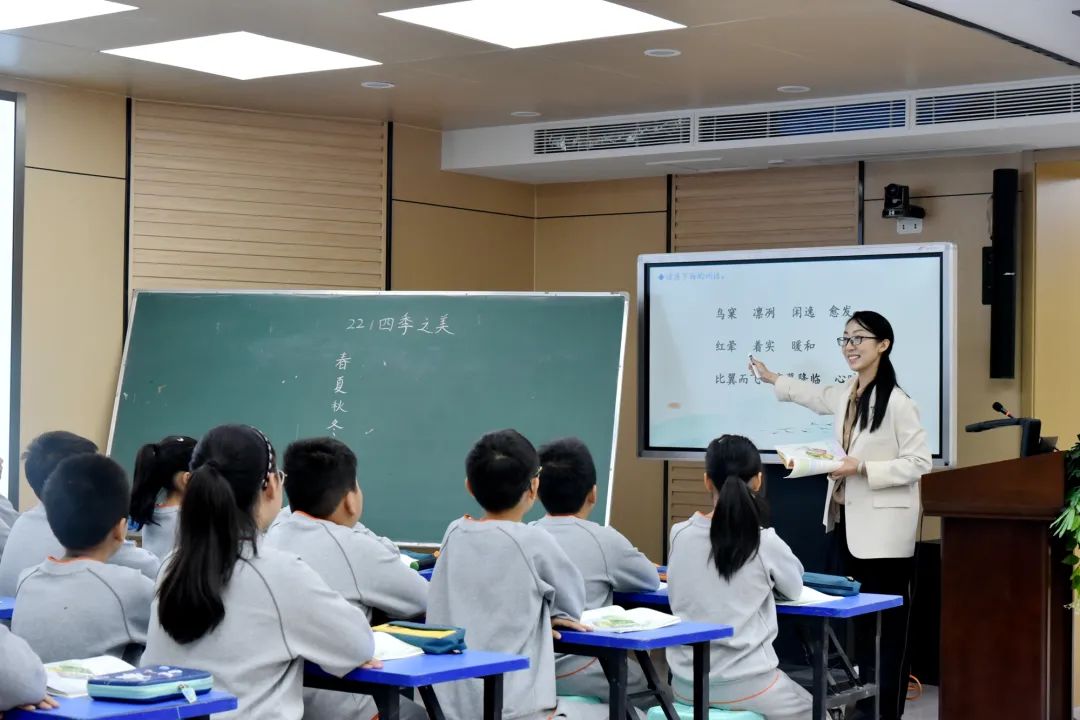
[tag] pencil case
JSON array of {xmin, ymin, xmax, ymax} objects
[
  {"xmin": 371, "ymin": 621, "xmax": 467, "ymax": 654},
  {"xmin": 86, "ymin": 666, "xmax": 213, "ymax": 704},
  {"xmin": 803, "ymin": 572, "xmax": 861, "ymax": 597}
]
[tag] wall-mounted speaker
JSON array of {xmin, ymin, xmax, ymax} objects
[{"xmin": 985, "ymin": 169, "xmax": 1018, "ymax": 379}]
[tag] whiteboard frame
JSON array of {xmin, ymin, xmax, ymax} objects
[
  {"xmin": 108, "ymin": 290, "xmax": 630, "ymax": 535},
  {"xmin": 636, "ymin": 243, "xmax": 957, "ymax": 467}
]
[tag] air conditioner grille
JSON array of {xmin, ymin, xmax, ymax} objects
[
  {"xmin": 916, "ymin": 83, "xmax": 1080, "ymax": 125},
  {"xmin": 698, "ymin": 99, "xmax": 906, "ymax": 143},
  {"xmin": 533, "ymin": 116, "xmax": 691, "ymax": 155}
]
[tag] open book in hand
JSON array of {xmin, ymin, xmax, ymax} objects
[
  {"xmin": 775, "ymin": 439, "xmax": 846, "ymax": 479},
  {"xmin": 580, "ymin": 606, "xmax": 680, "ymax": 633},
  {"xmin": 46, "ymin": 656, "xmax": 136, "ymax": 697}
]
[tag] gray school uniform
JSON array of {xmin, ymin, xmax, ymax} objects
[
  {"xmin": 141, "ymin": 506, "xmax": 179, "ymax": 562},
  {"xmin": 0, "ymin": 496, "xmax": 18, "ymax": 561},
  {"xmin": 532, "ymin": 515, "xmax": 660, "ymax": 699},
  {"xmin": 0, "ymin": 505, "xmax": 161, "ymax": 596},
  {"xmin": 12, "ymin": 558, "xmax": 154, "ymax": 664},
  {"xmin": 269, "ymin": 507, "xmax": 399, "ymax": 554},
  {"xmin": 0, "ymin": 623, "xmax": 46, "ymax": 711},
  {"xmin": 142, "ymin": 543, "xmax": 376, "ymax": 720},
  {"xmin": 429, "ymin": 517, "xmax": 611, "ymax": 720},
  {"xmin": 266, "ymin": 512, "xmax": 430, "ymax": 720},
  {"xmin": 666, "ymin": 514, "xmax": 811, "ymax": 720}
]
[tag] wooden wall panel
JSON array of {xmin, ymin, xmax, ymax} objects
[
  {"xmin": 130, "ymin": 101, "xmax": 387, "ymax": 291},
  {"xmin": 668, "ymin": 164, "xmax": 859, "ymax": 532}
]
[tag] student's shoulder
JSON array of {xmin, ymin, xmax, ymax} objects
[
  {"xmin": 88, "ymin": 560, "xmax": 155, "ymax": 592},
  {"xmin": 758, "ymin": 527, "xmax": 795, "ymax": 554}
]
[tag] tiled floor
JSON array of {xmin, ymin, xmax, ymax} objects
[{"xmin": 903, "ymin": 684, "xmax": 938, "ymax": 720}]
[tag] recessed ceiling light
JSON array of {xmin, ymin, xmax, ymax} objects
[
  {"xmin": 104, "ymin": 31, "xmax": 380, "ymax": 80},
  {"xmin": 511, "ymin": 111, "xmax": 542, "ymax": 118},
  {"xmin": 361, "ymin": 81, "xmax": 395, "ymax": 89},
  {"xmin": 0, "ymin": 0, "xmax": 137, "ymax": 32},
  {"xmin": 644, "ymin": 48, "xmax": 681, "ymax": 58},
  {"xmin": 381, "ymin": 0, "xmax": 685, "ymax": 49},
  {"xmin": 777, "ymin": 85, "xmax": 811, "ymax": 94}
]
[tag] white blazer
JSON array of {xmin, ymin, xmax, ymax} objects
[{"xmin": 774, "ymin": 375, "xmax": 932, "ymax": 559}]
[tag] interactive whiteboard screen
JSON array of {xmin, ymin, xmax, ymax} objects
[{"xmin": 639, "ymin": 243, "xmax": 956, "ymax": 464}]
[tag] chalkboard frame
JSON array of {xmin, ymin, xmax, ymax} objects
[
  {"xmin": 108, "ymin": 290, "xmax": 630, "ymax": 537},
  {"xmin": 636, "ymin": 242, "xmax": 957, "ymax": 465}
]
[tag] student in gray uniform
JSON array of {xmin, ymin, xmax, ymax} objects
[
  {"xmin": 667, "ymin": 435, "xmax": 811, "ymax": 720},
  {"xmin": 142, "ymin": 425, "xmax": 379, "ymax": 720},
  {"xmin": 129, "ymin": 436, "xmax": 197, "ymax": 561},
  {"xmin": 0, "ymin": 623, "xmax": 55, "ymax": 713},
  {"xmin": 267, "ymin": 437, "xmax": 429, "ymax": 720},
  {"xmin": 0, "ymin": 432, "xmax": 161, "ymax": 596},
  {"xmin": 531, "ymin": 437, "xmax": 660, "ymax": 700},
  {"xmin": 429, "ymin": 429, "xmax": 612, "ymax": 720},
  {"xmin": 0, "ymin": 457, "xmax": 18, "ymax": 560},
  {"xmin": 269, "ymin": 505, "xmax": 400, "ymax": 554},
  {"xmin": 14, "ymin": 454, "xmax": 154, "ymax": 664}
]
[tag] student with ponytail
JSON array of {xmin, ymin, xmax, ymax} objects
[
  {"xmin": 751, "ymin": 310, "xmax": 932, "ymax": 720},
  {"xmin": 667, "ymin": 435, "xmax": 809, "ymax": 719},
  {"xmin": 130, "ymin": 436, "xmax": 196, "ymax": 560},
  {"xmin": 142, "ymin": 425, "xmax": 380, "ymax": 720}
]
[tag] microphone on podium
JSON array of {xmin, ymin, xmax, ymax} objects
[{"xmin": 992, "ymin": 401, "xmax": 1014, "ymax": 419}]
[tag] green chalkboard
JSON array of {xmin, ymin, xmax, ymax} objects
[{"xmin": 108, "ymin": 291, "xmax": 628, "ymax": 544}]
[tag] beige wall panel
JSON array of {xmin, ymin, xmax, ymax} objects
[
  {"xmin": 391, "ymin": 201, "xmax": 533, "ymax": 291},
  {"xmin": 19, "ymin": 170, "xmax": 125, "ymax": 505},
  {"xmin": 864, "ymin": 154, "xmax": 1017, "ymax": 198},
  {"xmin": 534, "ymin": 211, "xmax": 667, "ymax": 560},
  {"xmin": 393, "ymin": 125, "xmax": 533, "ymax": 217},
  {"xmin": 131, "ymin": 101, "xmax": 387, "ymax": 291},
  {"xmin": 535, "ymin": 178, "xmax": 667, "ymax": 218},
  {"xmin": 0, "ymin": 78, "xmax": 126, "ymax": 178}
]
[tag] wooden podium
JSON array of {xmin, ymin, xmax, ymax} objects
[{"xmin": 923, "ymin": 452, "xmax": 1073, "ymax": 720}]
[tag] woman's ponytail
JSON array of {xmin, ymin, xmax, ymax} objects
[{"xmin": 130, "ymin": 436, "xmax": 196, "ymax": 529}]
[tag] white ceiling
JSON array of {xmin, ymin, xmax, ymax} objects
[{"xmin": 0, "ymin": 0, "xmax": 1074, "ymax": 130}]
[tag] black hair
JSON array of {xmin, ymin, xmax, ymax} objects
[
  {"xmin": 537, "ymin": 437, "xmax": 596, "ymax": 515},
  {"xmin": 157, "ymin": 424, "xmax": 276, "ymax": 645},
  {"xmin": 130, "ymin": 436, "xmax": 197, "ymax": 530},
  {"xmin": 23, "ymin": 431, "xmax": 98, "ymax": 499},
  {"xmin": 42, "ymin": 454, "xmax": 130, "ymax": 552},
  {"xmin": 465, "ymin": 429, "xmax": 539, "ymax": 513},
  {"xmin": 283, "ymin": 437, "xmax": 358, "ymax": 519},
  {"xmin": 705, "ymin": 435, "xmax": 764, "ymax": 581},
  {"xmin": 847, "ymin": 310, "xmax": 898, "ymax": 434}
]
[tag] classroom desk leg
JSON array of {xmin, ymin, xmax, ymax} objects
[
  {"xmin": 873, "ymin": 612, "xmax": 881, "ymax": 720},
  {"xmin": 374, "ymin": 687, "xmax": 401, "ymax": 720},
  {"xmin": 483, "ymin": 673, "xmax": 504, "ymax": 720},
  {"xmin": 597, "ymin": 651, "xmax": 630, "ymax": 720},
  {"xmin": 691, "ymin": 642, "xmax": 709, "ymax": 720},
  {"xmin": 811, "ymin": 619, "xmax": 829, "ymax": 720},
  {"xmin": 633, "ymin": 650, "xmax": 679, "ymax": 720},
  {"xmin": 417, "ymin": 685, "xmax": 447, "ymax": 720}
]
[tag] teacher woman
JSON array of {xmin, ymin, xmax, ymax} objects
[{"xmin": 750, "ymin": 310, "xmax": 931, "ymax": 720}]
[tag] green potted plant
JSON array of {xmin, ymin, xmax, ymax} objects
[{"xmin": 1050, "ymin": 436, "xmax": 1080, "ymax": 609}]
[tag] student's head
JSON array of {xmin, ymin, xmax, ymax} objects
[
  {"xmin": 283, "ymin": 438, "xmax": 361, "ymax": 526},
  {"xmin": 537, "ymin": 437, "xmax": 597, "ymax": 516},
  {"xmin": 842, "ymin": 310, "xmax": 897, "ymax": 433},
  {"xmin": 42, "ymin": 454, "xmax": 130, "ymax": 555},
  {"xmin": 130, "ymin": 436, "xmax": 197, "ymax": 529},
  {"xmin": 23, "ymin": 431, "xmax": 98, "ymax": 500},
  {"xmin": 704, "ymin": 435, "xmax": 765, "ymax": 581},
  {"xmin": 158, "ymin": 424, "xmax": 281, "ymax": 645},
  {"xmin": 465, "ymin": 429, "xmax": 540, "ymax": 515}
]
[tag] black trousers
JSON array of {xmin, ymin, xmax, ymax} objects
[{"xmin": 827, "ymin": 514, "xmax": 916, "ymax": 720}]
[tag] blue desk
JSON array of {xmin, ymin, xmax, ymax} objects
[
  {"xmin": 306, "ymin": 650, "xmax": 528, "ymax": 720},
  {"xmin": 555, "ymin": 622, "xmax": 733, "ymax": 720},
  {"xmin": 7, "ymin": 690, "xmax": 237, "ymax": 720},
  {"xmin": 0, "ymin": 595, "xmax": 13, "ymax": 621},
  {"xmin": 613, "ymin": 584, "xmax": 903, "ymax": 720}
]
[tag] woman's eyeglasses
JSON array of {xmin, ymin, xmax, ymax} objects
[{"xmin": 836, "ymin": 335, "xmax": 878, "ymax": 347}]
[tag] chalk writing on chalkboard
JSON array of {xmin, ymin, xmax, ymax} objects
[{"xmin": 346, "ymin": 313, "xmax": 456, "ymax": 335}]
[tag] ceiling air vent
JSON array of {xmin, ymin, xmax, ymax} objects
[
  {"xmin": 916, "ymin": 83, "xmax": 1080, "ymax": 125},
  {"xmin": 698, "ymin": 99, "xmax": 907, "ymax": 143},
  {"xmin": 533, "ymin": 116, "xmax": 691, "ymax": 155}
]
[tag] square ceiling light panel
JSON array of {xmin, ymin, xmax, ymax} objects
[
  {"xmin": 380, "ymin": 0, "xmax": 684, "ymax": 49},
  {"xmin": 104, "ymin": 31, "xmax": 380, "ymax": 80},
  {"xmin": 0, "ymin": 0, "xmax": 137, "ymax": 32}
]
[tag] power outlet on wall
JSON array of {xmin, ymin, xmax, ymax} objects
[{"xmin": 896, "ymin": 218, "xmax": 923, "ymax": 235}]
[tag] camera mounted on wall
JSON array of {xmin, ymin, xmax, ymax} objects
[{"xmin": 882, "ymin": 183, "xmax": 925, "ymax": 235}]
